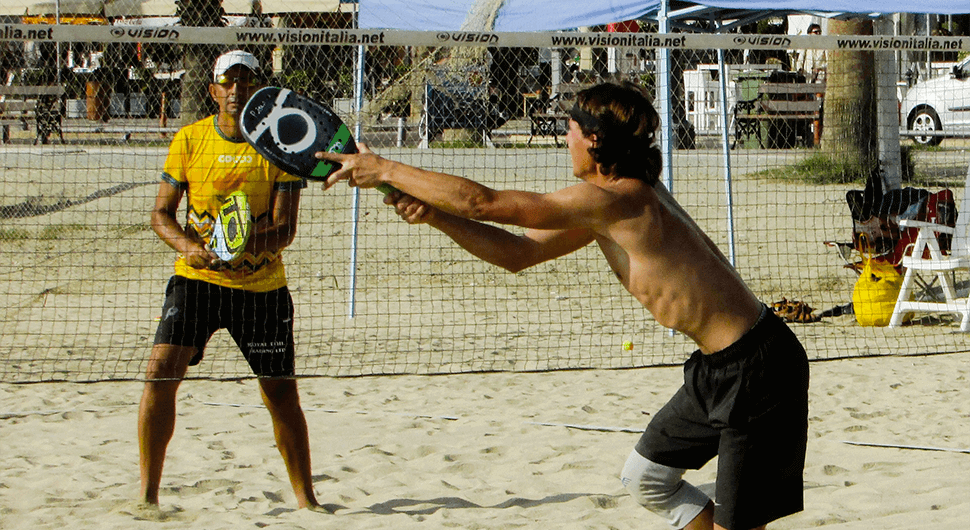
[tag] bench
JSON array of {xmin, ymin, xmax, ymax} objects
[
  {"xmin": 528, "ymin": 111, "xmax": 570, "ymax": 146},
  {"xmin": 734, "ymin": 82, "xmax": 824, "ymax": 149},
  {"xmin": 0, "ymin": 85, "xmax": 66, "ymax": 145},
  {"xmin": 61, "ymin": 123, "xmax": 182, "ymax": 141},
  {"xmin": 526, "ymin": 82, "xmax": 593, "ymax": 146}
]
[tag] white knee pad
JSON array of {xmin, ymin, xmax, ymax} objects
[{"xmin": 620, "ymin": 450, "xmax": 710, "ymax": 529}]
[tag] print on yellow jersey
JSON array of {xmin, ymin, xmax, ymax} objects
[{"xmin": 161, "ymin": 116, "xmax": 306, "ymax": 292}]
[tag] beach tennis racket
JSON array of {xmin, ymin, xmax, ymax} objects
[
  {"xmin": 240, "ymin": 86, "xmax": 394, "ymax": 193},
  {"xmin": 209, "ymin": 190, "xmax": 253, "ymax": 262}
]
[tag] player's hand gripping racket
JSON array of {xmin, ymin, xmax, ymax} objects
[
  {"xmin": 240, "ymin": 86, "xmax": 394, "ymax": 193},
  {"xmin": 209, "ymin": 190, "xmax": 253, "ymax": 263}
]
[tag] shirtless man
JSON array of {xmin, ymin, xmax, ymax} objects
[{"xmin": 318, "ymin": 82, "xmax": 809, "ymax": 530}]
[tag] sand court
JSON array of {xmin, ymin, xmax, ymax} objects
[{"xmin": 2, "ymin": 352, "xmax": 967, "ymax": 529}]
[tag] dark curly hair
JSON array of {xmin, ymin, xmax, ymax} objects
[{"xmin": 573, "ymin": 82, "xmax": 662, "ymax": 185}]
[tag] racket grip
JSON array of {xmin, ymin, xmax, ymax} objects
[{"xmin": 376, "ymin": 184, "xmax": 397, "ymax": 195}]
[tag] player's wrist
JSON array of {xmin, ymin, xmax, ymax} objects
[{"xmin": 379, "ymin": 159, "xmax": 402, "ymax": 189}]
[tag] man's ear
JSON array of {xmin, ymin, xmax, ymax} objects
[{"xmin": 208, "ymin": 83, "xmax": 218, "ymax": 102}]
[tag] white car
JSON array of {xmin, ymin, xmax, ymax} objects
[{"xmin": 902, "ymin": 55, "xmax": 970, "ymax": 146}]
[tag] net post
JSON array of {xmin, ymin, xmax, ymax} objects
[
  {"xmin": 717, "ymin": 48, "xmax": 737, "ymax": 268},
  {"xmin": 348, "ymin": 44, "xmax": 367, "ymax": 319}
]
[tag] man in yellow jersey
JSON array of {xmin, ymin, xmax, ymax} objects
[{"xmin": 139, "ymin": 50, "xmax": 325, "ymax": 512}]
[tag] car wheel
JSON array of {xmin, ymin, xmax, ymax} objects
[{"xmin": 909, "ymin": 107, "xmax": 943, "ymax": 146}]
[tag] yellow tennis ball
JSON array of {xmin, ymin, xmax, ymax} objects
[{"xmin": 622, "ymin": 341, "xmax": 634, "ymax": 351}]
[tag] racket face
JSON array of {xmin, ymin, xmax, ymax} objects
[
  {"xmin": 210, "ymin": 191, "xmax": 252, "ymax": 262},
  {"xmin": 241, "ymin": 87, "xmax": 357, "ymax": 180}
]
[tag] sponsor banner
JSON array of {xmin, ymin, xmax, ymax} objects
[{"xmin": 0, "ymin": 24, "xmax": 966, "ymax": 53}]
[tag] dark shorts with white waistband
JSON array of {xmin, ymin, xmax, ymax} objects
[
  {"xmin": 153, "ymin": 275, "xmax": 296, "ymax": 377},
  {"xmin": 635, "ymin": 308, "xmax": 809, "ymax": 530}
]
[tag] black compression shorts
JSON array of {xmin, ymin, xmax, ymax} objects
[{"xmin": 153, "ymin": 275, "xmax": 296, "ymax": 377}]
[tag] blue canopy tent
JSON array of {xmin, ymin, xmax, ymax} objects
[{"xmin": 359, "ymin": 1, "xmax": 967, "ymax": 32}]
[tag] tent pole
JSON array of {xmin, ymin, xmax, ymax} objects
[{"xmin": 717, "ymin": 49, "xmax": 737, "ymax": 267}]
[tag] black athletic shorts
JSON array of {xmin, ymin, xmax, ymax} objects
[
  {"xmin": 635, "ymin": 308, "xmax": 809, "ymax": 530},
  {"xmin": 153, "ymin": 275, "xmax": 296, "ymax": 377}
]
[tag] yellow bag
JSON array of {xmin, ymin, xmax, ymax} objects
[{"xmin": 852, "ymin": 258, "xmax": 903, "ymax": 327}]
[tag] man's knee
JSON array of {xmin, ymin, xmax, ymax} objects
[
  {"xmin": 620, "ymin": 450, "xmax": 709, "ymax": 529},
  {"xmin": 145, "ymin": 344, "xmax": 194, "ymax": 380},
  {"xmin": 259, "ymin": 378, "xmax": 301, "ymax": 408}
]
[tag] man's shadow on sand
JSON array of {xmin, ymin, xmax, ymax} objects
[
  {"xmin": 264, "ymin": 493, "xmax": 621, "ymax": 517},
  {"xmin": 364, "ymin": 492, "xmax": 623, "ymax": 515}
]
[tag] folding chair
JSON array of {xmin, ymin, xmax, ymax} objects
[{"xmin": 889, "ymin": 163, "xmax": 970, "ymax": 331}]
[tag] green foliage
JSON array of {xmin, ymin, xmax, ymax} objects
[
  {"xmin": 274, "ymin": 65, "xmax": 355, "ymax": 102},
  {"xmin": 39, "ymin": 224, "xmax": 88, "ymax": 241},
  {"xmin": 755, "ymin": 153, "xmax": 872, "ymax": 185},
  {"xmin": 751, "ymin": 146, "xmax": 958, "ymax": 188},
  {"xmin": 394, "ymin": 62, "xmax": 412, "ymax": 79},
  {"xmin": 430, "ymin": 139, "xmax": 486, "ymax": 148},
  {"xmin": 634, "ymin": 72, "xmax": 656, "ymax": 92},
  {"xmin": 20, "ymin": 67, "xmax": 57, "ymax": 85},
  {"xmin": 115, "ymin": 223, "xmax": 152, "ymax": 236},
  {"xmin": 0, "ymin": 228, "xmax": 29, "ymax": 241}
]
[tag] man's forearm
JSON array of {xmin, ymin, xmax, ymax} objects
[
  {"xmin": 250, "ymin": 222, "xmax": 295, "ymax": 255},
  {"xmin": 151, "ymin": 210, "xmax": 195, "ymax": 254},
  {"xmin": 381, "ymin": 161, "xmax": 496, "ymax": 221},
  {"xmin": 427, "ymin": 211, "xmax": 533, "ymax": 273}
]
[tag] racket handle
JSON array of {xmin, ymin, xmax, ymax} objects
[{"xmin": 376, "ymin": 184, "xmax": 397, "ymax": 195}]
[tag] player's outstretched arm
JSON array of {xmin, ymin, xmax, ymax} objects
[
  {"xmin": 319, "ymin": 145, "xmax": 599, "ymax": 231},
  {"xmin": 384, "ymin": 191, "xmax": 594, "ymax": 273},
  {"xmin": 318, "ymin": 144, "xmax": 520, "ymax": 224}
]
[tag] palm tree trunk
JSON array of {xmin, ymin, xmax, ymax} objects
[
  {"xmin": 821, "ymin": 18, "xmax": 878, "ymax": 180},
  {"xmin": 178, "ymin": 0, "xmax": 226, "ymax": 126}
]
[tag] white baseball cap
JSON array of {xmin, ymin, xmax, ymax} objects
[{"xmin": 212, "ymin": 50, "xmax": 259, "ymax": 82}]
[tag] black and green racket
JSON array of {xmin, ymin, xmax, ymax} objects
[{"xmin": 240, "ymin": 86, "xmax": 393, "ymax": 193}]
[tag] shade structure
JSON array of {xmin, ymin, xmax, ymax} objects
[{"xmin": 359, "ymin": 0, "xmax": 969, "ymax": 31}]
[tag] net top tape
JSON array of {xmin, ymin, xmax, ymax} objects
[{"xmin": 1, "ymin": 24, "xmax": 966, "ymax": 52}]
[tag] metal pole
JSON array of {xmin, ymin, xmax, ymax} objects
[
  {"xmin": 55, "ymin": 0, "xmax": 61, "ymax": 84},
  {"xmin": 659, "ymin": 0, "xmax": 676, "ymax": 338},
  {"xmin": 717, "ymin": 49, "xmax": 737, "ymax": 267},
  {"xmin": 657, "ymin": 0, "xmax": 673, "ymax": 193},
  {"xmin": 348, "ymin": 43, "xmax": 366, "ymax": 318}
]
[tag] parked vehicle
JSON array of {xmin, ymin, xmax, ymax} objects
[{"xmin": 902, "ymin": 55, "xmax": 970, "ymax": 146}]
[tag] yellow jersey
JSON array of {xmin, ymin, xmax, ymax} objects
[{"xmin": 161, "ymin": 116, "xmax": 306, "ymax": 292}]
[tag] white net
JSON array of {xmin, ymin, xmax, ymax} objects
[{"xmin": 1, "ymin": 9, "xmax": 968, "ymax": 382}]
